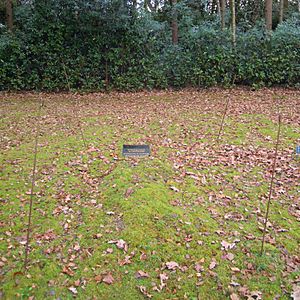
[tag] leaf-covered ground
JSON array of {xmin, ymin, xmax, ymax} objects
[{"xmin": 0, "ymin": 88, "xmax": 299, "ymax": 300}]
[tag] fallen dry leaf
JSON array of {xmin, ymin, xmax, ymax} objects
[
  {"xmin": 170, "ymin": 186, "xmax": 179, "ymax": 192},
  {"xmin": 195, "ymin": 263, "xmax": 204, "ymax": 273},
  {"xmin": 221, "ymin": 240, "xmax": 236, "ymax": 250},
  {"xmin": 248, "ymin": 290, "xmax": 262, "ymax": 300},
  {"xmin": 116, "ymin": 239, "xmax": 127, "ymax": 251},
  {"xmin": 166, "ymin": 261, "xmax": 179, "ymax": 270},
  {"xmin": 108, "ymin": 239, "xmax": 128, "ymax": 252},
  {"xmin": 94, "ymin": 275, "xmax": 102, "ymax": 283},
  {"xmin": 74, "ymin": 244, "xmax": 80, "ymax": 251},
  {"xmin": 292, "ymin": 285, "xmax": 300, "ymax": 300},
  {"xmin": 140, "ymin": 252, "xmax": 147, "ymax": 261},
  {"xmin": 209, "ymin": 259, "xmax": 217, "ymax": 270},
  {"xmin": 226, "ymin": 253, "xmax": 235, "ymax": 261},
  {"xmin": 159, "ymin": 273, "xmax": 169, "ymax": 290},
  {"xmin": 135, "ymin": 270, "xmax": 150, "ymax": 279},
  {"xmin": 125, "ymin": 187, "xmax": 134, "ymax": 198},
  {"xmin": 62, "ymin": 266, "xmax": 74, "ymax": 277},
  {"xmin": 119, "ymin": 255, "xmax": 132, "ymax": 266},
  {"xmin": 230, "ymin": 293, "xmax": 240, "ymax": 300},
  {"xmin": 138, "ymin": 285, "xmax": 152, "ymax": 298},
  {"xmin": 68, "ymin": 286, "xmax": 77, "ymax": 294},
  {"xmin": 102, "ymin": 273, "xmax": 114, "ymax": 285},
  {"xmin": 74, "ymin": 279, "xmax": 80, "ymax": 287},
  {"xmin": 94, "ymin": 233, "xmax": 103, "ymax": 239}
]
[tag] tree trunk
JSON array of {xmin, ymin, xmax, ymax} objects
[
  {"xmin": 216, "ymin": 0, "xmax": 221, "ymax": 18},
  {"xmin": 211, "ymin": 0, "xmax": 219, "ymax": 14},
  {"xmin": 220, "ymin": 0, "xmax": 226, "ymax": 31},
  {"xmin": 265, "ymin": 0, "xmax": 273, "ymax": 33},
  {"xmin": 144, "ymin": 0, "xmax": 152, "ymax": 11},
  {"xmin": 171, "ymin": 0, "xmax": 178, "ymax": 45},
  {"xmin": 279, "ymin": 0, "xmax": 289, "ymax": 23},
  {"xmin": 252, "ymin": 0, "xmax": 260, "ymax": 24},
  {"xmin": 132, "ymin": 0, "xmax": 137, "ymax": 10},
  {"xmin": 230, "ymin": 0, "xmax": 236, "ymax": 47},
  {"xmin": 144, "ymin": 0, "xmax": 158, "ymax": 12},
  {"xmin": 6, "ymin": 0, "xmax": 13, "ymax": 32},
  {"xmin": 131, "ymin": 0, "xmax": 137, "ymax": 17},
  {"xmin": 279, "ymin": 0, "xmax": 284, "ymax": 23},
  {"xmin": 283, "ymin": 0, "xmax": 289, "ymax": 17}
]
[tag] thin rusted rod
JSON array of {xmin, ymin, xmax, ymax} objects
[
  {"xmin": 260, "ymin": 114, "xmax": 282, "ymax": 255},
  {"xmin": 61, "ymin": 62, "xmax": 87, "ymax": 149},
  {"xmin": 24, "ymin": 99, "xmax": 44, "ymax": 270},
  {"xmin": 62, "ymin": 63, "xmax": 71, "ymax": 92},
  {"xmin": 75, "ymin": 101, "xmax": 88, "ymax": 149},
  {"xmin": 217, "ymin": 97, "xmax": 230, "ymax": 140}
]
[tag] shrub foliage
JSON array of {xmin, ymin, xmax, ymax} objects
[{"xmin": 0, "ymin": 0, "xmax": 299, "ymax": 91}]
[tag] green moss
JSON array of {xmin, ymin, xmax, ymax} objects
[{"xmin": 0, "ymin": 94, "xmax": 299, "ymax": 300}]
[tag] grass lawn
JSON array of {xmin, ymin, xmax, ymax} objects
[{"xmin": 0, "ymin": 88, "xmax": 299, "ymax": 300}]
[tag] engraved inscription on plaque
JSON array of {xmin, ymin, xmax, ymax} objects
[{"xmin": 122, "ymin": 145, "xmax": 150, "ymax": 157}]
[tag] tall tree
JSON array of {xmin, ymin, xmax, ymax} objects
[
  {"xmin": 6, "ymin": 0, "xmax": 13, "ymax": 31},
  {"xmin": 132, "ymin": 0, "xmax": 137, "ymax": 10},
  {"xmin": 131, "ymin": 0, "xmax": 138, "ymax": 17},
  {"xmin": 265, "ymin": 0, "xmax": 273, "ymax": 33},
  {"xmin": 216, "ymin": 0, "xmax": 221, "ymax": 17},
  {"xmin": 144, "ymin": 0, "xmax": 160, "ymax": 12},
  {"xmin": 230, "ymin": 0, "xmax": 236, "ymax": 47},
  {"xmin": 279, "ymin": 0, "xmax": 289, "ymax": 23},
  {"xmin": 279, "ymin": 0, "xmax": 284, "ymax": 23},
  {"xmin": 251, "ymin": 0, "xmax": 261, "ymax": 24},
  {"xmin": 171, "ymin": 0, "xmax": 178, "ymax": 44},
  {"xmin": 283, "ymin": 0, "xmax": 288, "ymax": 12},
  {"xmin": 220, "ymin": 0, "xmax": 226, "ymax": 30}
]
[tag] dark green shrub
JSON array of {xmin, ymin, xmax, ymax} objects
[{"xmin": 0, "ymin": 1, "xmax": 299, "ymax": 91}]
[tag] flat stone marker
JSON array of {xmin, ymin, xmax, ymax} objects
[{"xmin": 122, "ymin": 145, "xmax": 150, "ymax": 157}]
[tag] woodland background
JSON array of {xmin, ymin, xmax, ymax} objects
[{"xmin": 0, "ymin": 0, "xmax": 300, "ymax": 91}]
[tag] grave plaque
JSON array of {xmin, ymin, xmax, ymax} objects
[{"xmin": 122, "ymin": 145, "xmax": 150, "ymax": 157}]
